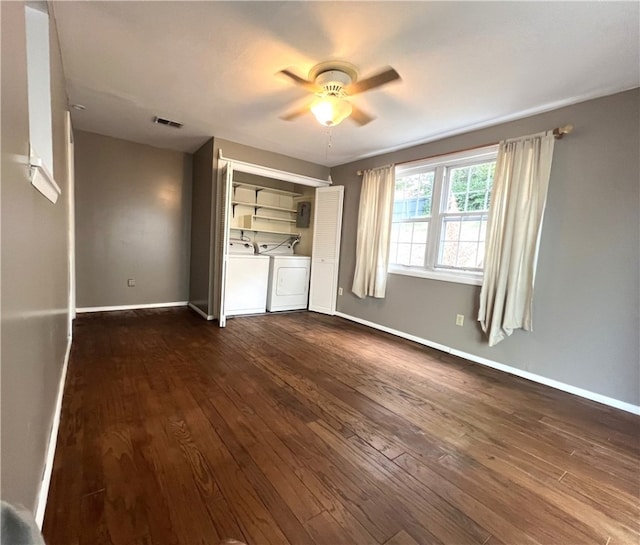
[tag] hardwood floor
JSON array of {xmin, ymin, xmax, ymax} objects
[{"xmin": 43, "ymin": 308, "xmax": 639, "ymax": 545}]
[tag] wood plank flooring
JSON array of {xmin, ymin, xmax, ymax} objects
[{"xmin": 43, "ymin": 308, "xmax": 639, "ymax": 545}]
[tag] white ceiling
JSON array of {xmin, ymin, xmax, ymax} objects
[{"xmin": 52, "ymin": 1, "xmax": 639, "ymax": 167}]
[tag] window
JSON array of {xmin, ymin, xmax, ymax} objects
[
  {"xmin": 389, "ymin": 146, "xmax": 498, "ymax": 284},
  {"xmin": 25, "ymin": 3, "xmax": 60, "ymax": 203}
]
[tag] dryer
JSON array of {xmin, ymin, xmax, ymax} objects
[
  {"xmin": 259, "ymin": 241, "xmax": 311, "ymax": 312},
  {"xmin": 257, "ymin": 241, "xmax": 311, "ymax": 312},
  {"xmin": 267, "ymin": 255, "xmax": 311, "ymax": 311}
]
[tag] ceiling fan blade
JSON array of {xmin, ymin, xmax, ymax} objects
[
  {"xmin": 349, "ymin": 104, "xmax": 375, "ymax": 126},
  {"xmin": 279, "ymin": 69, "xmax": 321, "ymax": 92},
  {"xmin": 280, "ymin": 105, "xmax": 310, "ymax": 121},
  {"xmin": 346, "ymin": 67, "xmax": 401, "ymax": 95}
]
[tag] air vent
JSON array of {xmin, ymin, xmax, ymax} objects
[{"xmin": 153, "ymin": 116, "xmax": 183, "ymax": 129}]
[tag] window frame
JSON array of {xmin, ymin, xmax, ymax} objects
[
  {"xmin": 389, "ymin": 145, "xmax": 498, "ymax": 285},
  {"xmin": 25, "ymin": 3, "xmax": 60, "ymax": 203}
]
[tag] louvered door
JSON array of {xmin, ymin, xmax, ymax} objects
[{"xmin": 309, "ymin": 186, "xmax": 344, "ymax": 315}]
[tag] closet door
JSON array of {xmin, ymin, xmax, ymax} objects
[
  {"xmin": 215, "ymin": 163, "xmax": 233, "ymax": 327},
  {"xmin": 309, "ymin": 186, "xmax": 344, "ymax": 315}
]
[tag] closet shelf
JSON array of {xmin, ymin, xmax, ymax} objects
[
  {"xmin": 252, "ymin": 214, "xmax": 296, "ymax": 224},
  {"xmin": 232, "ymin": 200, "xmax": 296, "ymax": 213},
  {"xmin": 233, "ymin": 182, "xmax": 302, "ymax": 197},
  {"xmin": 230, "ymin": 226, "xmax": 300, "ymax": 237}
]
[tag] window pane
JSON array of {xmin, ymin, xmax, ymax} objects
[
  {"xmin": 389, "ymin": 221, "xmax": 429, "ymax": 267},
  {"xmin": 439, "ymin": 241, "xmax": 482, "ymax": 269},
  {"xmin": 459, "ymin": 219, "xmax": 482, "ymax": 241},
  {"xmin": 390, "ymin": 223, "xmax": 400, "ymax": 243},
  {"xmin": 413, "ymin": 222, "xmax": 428, "ymax": 244},
  {"xmin": 446, "ymin": 161, "xmax": 495, "ymax": 212},
  {"xmin": 442, "ymin": 218, "xmax": 461, "ymax": 242},
  {"xmin": 397, "ymin": 243, "xmax": 411, "ymax": 265},
  {"xmin": 393, "ymin": 171, "xmax": 434, "ymax": 220},
  {"xmin": 477, "ymin": 243, "xmax": 486, "ymax": 268},
  {"xmin": 410, "ymin": 243, "xmax": 426, "ymax": 266},
  {"xmin": 398, "ymin": 223, "xmax": 413, "ymax": 243},
  {"xmin": 389, "ymin": 242, "xmax": 398, "ymax": 263},
  {"xmin": 439, "ymin": 242, "xmax": 459, "ymax": 267},
  {"xmin": 456, "ymin": 242, "xmax": 480, "ymax": 268},
  {"xmin": 437, "ymin": 215, "xmax": 487, "ymax": 270}
]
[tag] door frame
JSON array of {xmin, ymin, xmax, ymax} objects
[{"xmin": 65, "ymin": 110, "xmax": 75, "ymax": 336}]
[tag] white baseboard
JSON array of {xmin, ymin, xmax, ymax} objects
[
  {"xmin": 188, "ymin": 302, "xmax": 214, "ymax": 320},
  {"xmin": 76, "ymin": 301, "xmax": 188, "ymax": 313},
  {"xmin": 335, "ymin": 312, "xmax": 640, "ymax": 416},
  {"xmin": 35, "ymin": 334, "xmax": 72, "ymax": 528}
]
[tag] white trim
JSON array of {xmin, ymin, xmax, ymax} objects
[
  {"xmin": 335, "ymin": 312, "xmax": 451, "ymax": 353},
  {"xmin": 35, "ymin": 335, "xmax": 72, "ymax": 528},
  {"xmin": 218, "ymin": 151, "xmax": 331, "ymax": 188},
  {"xmin": 335, "ymin": 312, "xmax": 640, "ymax": 416},
  {"xmin": 389, "ymin": 266, "xmax": 483, "ymax": 286},
  {"xmin": 188, "ymin": 302, "xmax": 214, "ymax": 320},
  {"xmin": 29, "ymin": 153, "xmax": 61, "ymax": 204},
  {"xmin": 65, "ymin": 111, "xmax": 76, "ymax": 330},
  {"xmin": 76, "ymin": 301, "xmax": 187, "ymax": 313}
]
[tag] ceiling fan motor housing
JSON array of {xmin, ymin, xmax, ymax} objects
[{"xmin": 315, "ymin": 70, "xmax": 353, "ymax": 96}]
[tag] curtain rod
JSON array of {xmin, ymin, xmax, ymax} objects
[{"xmin": 357, "ymin": 124, "xmax": 573, "ymax": 175}]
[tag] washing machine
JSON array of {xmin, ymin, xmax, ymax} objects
[
  {"xmin": 224, "ymin": 239, "xmax": 270, "ymax": 316},
  {"xmin": 258, "ymin": 242, "xmax": 311, "ymax": 312}
]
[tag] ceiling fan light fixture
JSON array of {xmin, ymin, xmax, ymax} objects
[{"xmin": 310, "ymin": 95, "xmax": 352, "ymax": 127}]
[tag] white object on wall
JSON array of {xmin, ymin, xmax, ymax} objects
[
  {"xmin": 29, "ymin": 154, "xmax": 61, "ymax": 204},
  {"xmin": 25, "ymin": 5, "xmax": 53, "ymax": 171}
]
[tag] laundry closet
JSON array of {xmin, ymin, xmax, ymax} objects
[
  {"xmin": 205, "ymin": 152, "xmax": 343, "ymax": 327},
  {"xmin": 218, "ymin": 154, "xmax": 342, "ymax": 326},
  {"xmin": 225, "ymin": 170, "xmax": 314, "ymax": 316}
]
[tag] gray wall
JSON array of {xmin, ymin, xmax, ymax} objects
[
  {"xmin": 74, "ymin": 131, "xmax": 192, "ymax": 308},
  {"xmin": 332, "ymin": 89, "xmax": 639, "ymax": 406},
  {"xmin": 1, "ymin": 1, "xmax": 71, "ymax": 510},
  {"xmin": 189, "ymin": 138, "xmax": 215, "ymax": 315}
]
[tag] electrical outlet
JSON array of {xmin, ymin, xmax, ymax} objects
[
  {"xmin": 455, "ymin": 314, "xmax": 464, "ymax": 326},
  {"xmin": 127, "ymin": 278, "xmax": 136, "ymax": 287},
  {"xmin": 338, "ymin": 287, "xmax": 343, "ymax": 296}
]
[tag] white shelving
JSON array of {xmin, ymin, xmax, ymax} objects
[
  {"xmin": 233, "ymin": 181, "xmax": 303, "ymax": 197},
  {"xmin": 230, "ymin": 226, "xmax": 301, "ymax": 237},
  {"xmin": 231, "ymin": 181, "xmax": 300, "ymax": 237},
  {"xmin": 252, "ymin": 215, "xmax": 296, "ymax": 224},
  {"xmin": 231, "ymin": 200, "xmax": 296, "ymax": 213}
]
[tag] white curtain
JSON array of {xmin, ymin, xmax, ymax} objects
[
  {"xmin": 352, "ymin": 165, "xmax": 395, "ymax": 298},
  {"xmin": 478, "ymin": 132, "xmax": 555, "ymax": 346}
]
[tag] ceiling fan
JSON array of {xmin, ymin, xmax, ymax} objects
[{"xmin": 279, "ymin": 61, "xmax": 401, "ymax": 127}]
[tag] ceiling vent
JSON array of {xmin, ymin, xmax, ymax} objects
[{"xmin": 153, "ymin": 116, "xmax": 183, "ymax": 129}]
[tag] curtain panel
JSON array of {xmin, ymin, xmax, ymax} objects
[
  {"xmin": 352, "ymin": 165, "xmax": 395, "ymax": 298},
  {"xmin": 478, "ymin": 132, "xmax": 555, "ymax": 346}
]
